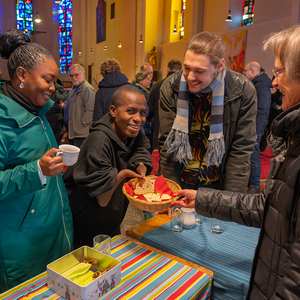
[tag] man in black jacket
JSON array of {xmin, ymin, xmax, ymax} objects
[
  {"xmin": 147, "ymin": 59, "xmax": 182, "ymax": 152},
  {"xmin": 243, "ymin": 61, "xmax": 272, "ymax": 194},
  {"xmin": 93, "ymin": 59, "xmax": 131, "ymax": 122}
]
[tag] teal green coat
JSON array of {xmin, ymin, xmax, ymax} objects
[{"xmin": 0, "ymin": 83, "xmax": 74, "ymax": 292}]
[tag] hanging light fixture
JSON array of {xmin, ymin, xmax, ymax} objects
[
  {"xmin": 173, "ymin": 25, "xmax": 177, "ymax": 34},
  {"xmin": 226, "ymin": 10, "xmax": 232, "ymax": 22},
  {"xmin": 35, "ymin": 12, "xmax": 41, "ymax": 23},
  {"xmin": 90, "ymin": 47, "xmax": 93, "ymax": 53},
  {"xmin": 104, "ymin": 44, "xmax": 107, "ymax": 50},
  {"xmin": 118, "ymin": 40, "xmax": 122, "ymax": 48},
  {"xmin": 139, "ymin": 34, "xmax": 143, "ymax": 43}
]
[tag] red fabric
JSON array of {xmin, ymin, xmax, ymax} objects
[
  {"xmin": 154, "ymin": 175, "xmax": 175, "ymax": 197},
  {"xmin": 260, "ymin": 146, "xmax": 273, "ymax": 180},
  {"xmin": 124, "ymin": 183, "xmax": 135, "ymax": 196},
  {"xmin": 151, "ymin": 149, "xmax": 159, "ymax": 175},
  {"xmin": 136, "ymin": 194, "xmax": 147, "ymax": 201}
]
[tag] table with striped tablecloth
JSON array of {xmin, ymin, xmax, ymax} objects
[
  {"xmin": 141, "ymin": 217, "xmax": 260, "ymax": 300},
  {"xmin": 1, "ymin": 235, "xmax": 212, "ymax": 300}
]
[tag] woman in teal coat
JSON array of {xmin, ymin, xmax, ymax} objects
[{"xmin": 0, "ymin": 29, "xmax": 73, "ymax": 292}]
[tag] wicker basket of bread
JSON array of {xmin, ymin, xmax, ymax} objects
[{"xmin": 122, "ymin": 175, "xmax": 181, "ymax": 212}]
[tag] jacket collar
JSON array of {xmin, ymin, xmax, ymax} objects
[{"xmin": 0, "ymin": 93, "xmax": 53, "ymax": 127}]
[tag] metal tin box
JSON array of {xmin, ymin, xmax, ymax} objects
[{"xmin": 47, "ymin": 246, "xmax": 121, "ymax": 300}]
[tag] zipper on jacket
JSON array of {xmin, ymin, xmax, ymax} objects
[
  {"xmin": 23, "ymin": 116, "xmax": 72, "ymax": 251},
  {"xmin": 37, "ymin": 116, "xmax": 72, "ymax": 250}
]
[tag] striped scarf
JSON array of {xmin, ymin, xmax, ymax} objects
[{"xmin": 164, "ymin": 69, "xmax": 226, "ymax": 167}]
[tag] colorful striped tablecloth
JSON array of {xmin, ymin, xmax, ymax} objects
[
  {"xmin": 1, "ymin": 235, "xmax": 211, "ymax": 300},
  {"xmin": 141, "ymin": 217, "xmax": 260, "ymax": 300}
]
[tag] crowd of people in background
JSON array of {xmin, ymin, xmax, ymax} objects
[{"xmin": 1, "ymin": 24, "xmax": 300, "ymax": 300}]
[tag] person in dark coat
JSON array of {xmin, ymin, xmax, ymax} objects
[
  {"xmin": 63, "ymin": 85, "xmax": 153, "ymax": 249},
  {"xmin": 147, "ymin": 59, "xmax": 182, "ymax": 151},
  {"xmin": 93, "ymin": 59, "xmax": 130, "ymax": 122},
  {"xmin": 260, "ymin": 80, "xmax": 283, "ymax": 153},
  {"xmin": 45, "ymin": 78, "xmax": 67, "ymax": 145},
  {"xmin": 170, "ymin": 25, "xmax": 300, "ymax": 300},
  {"xmin": 243, "ymin": 61, "xmax": 272, "ymax": 193}
]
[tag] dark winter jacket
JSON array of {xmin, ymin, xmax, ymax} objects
[
  {"xmin": 63, "ymin": 113, "xmax": 153, "ymax": 249},
  {"xmin": 93, "ymin": 72, "xmax": 129, "ymax": 122},
  {"xmin": 252, "ymin": 73, "xmax": 272, "ymax": 136},
  {"xmin": 158, "ymin": 70, "xmax": 257, "ymax": 193},
  {"xmin": 148, "ymin": 71, "xmax": 177, "ymax": 149},
  {"xmin": 45, "ymin": 80, "xmax": 68, "ymax": 145},
  {"xmin": 195, "ymin": 102, "xmax": 300, "ymax": 299}
]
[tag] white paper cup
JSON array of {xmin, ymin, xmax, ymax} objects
[{"xmin": 57, "ymin": 144, "xmax": 80, "ymax": 166}]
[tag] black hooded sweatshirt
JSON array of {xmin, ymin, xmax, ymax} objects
[{"xmin": 63, "ymin": 113, "xmax": 153, "ymax": 248}]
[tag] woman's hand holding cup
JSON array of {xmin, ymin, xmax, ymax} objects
[{"xmin": 39, "ymin": 148, "xmax": 65, "ymax": 177}]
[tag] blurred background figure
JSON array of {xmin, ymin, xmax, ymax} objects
[
  {"xmin": 147, "ymin": 59, "xmax": 182, "ymax": 152},
  {"xmin": 45, "ymin": 78, "xmax": 67, "ymax": 145},
  {"xmin": 243, "ymin": 61, "xmax": 272, "ymax": 194},
  {"xmin": 260, "ymin": 77, "xmax": 283, "ymax": 154},
  {"xmin": 132, "ymin": 71, "xmax": 151, "ymax": 136},
  {"xmin": 93, "ymin": 58, "xmax": 130, "ymax": 122},
  {"xmin": 140, "ymin": 62, "xmax": 153, "ymax": 88},
  {"xmin": 64, "ymin": 64, "xmax": 95, "ymax": 148}
]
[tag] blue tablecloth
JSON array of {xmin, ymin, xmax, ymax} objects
[{"xmin": 141, "ymin": 217, "xmax": 260, "ymax": 300}]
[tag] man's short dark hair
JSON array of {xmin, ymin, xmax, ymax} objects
[
  {"xmin": 167, "ymin": 59, "xmax": 182, "ymax": 71},
  {"xmin": 111, "ymin": 84, "xmax": 146, "ymax": 107}
]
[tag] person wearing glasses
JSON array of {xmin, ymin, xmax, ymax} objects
[
  {"xmin": 243, "ymin": 61, "xmax": 272, "ymax": 194},
  {"xmin": 64, "ymin": 64, "xmax": 95, "ymax": 147},
  {"xmin": 171, "ymin": 25, "xmax": 300, "ymax": 299}
]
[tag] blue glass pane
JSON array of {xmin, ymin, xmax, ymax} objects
[{"xmin": 58, "ymin": 0, "xmax": 73, "ymax": 73}]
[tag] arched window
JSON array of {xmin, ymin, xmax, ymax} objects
[
  {"xmin": 58, "ymin": 0, "xmax": 73, "ymax": 73},
  {"xmin": 16, "ymin": 0, "xmax": 33, "ymax": 36},
  {"xmin": 242, "ymin": 0, "xmax": 254, "ymax": 26}
]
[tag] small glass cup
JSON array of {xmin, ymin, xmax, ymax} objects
[
  {"xmin": 170, "ymin": 207, "xmax": 183, "ymax": 232},
  {"xmin": 93, "ymin": 234, "xmax": 111, "ymax": 256},
  {"xmin": 210, "ymin": 218, "xmax": 224, "ymax": 234},
  {"xmin": 195, "ymin": 213, "xmax": 203, "ymax": 225}
]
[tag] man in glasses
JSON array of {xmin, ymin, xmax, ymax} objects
[
  {"xmin": 243, "ymin": 61, "xmax": 272, "ymax": 194},
  {"xmin": 64, "ymin": 64, "xmax": 95, "ymax": 147}
]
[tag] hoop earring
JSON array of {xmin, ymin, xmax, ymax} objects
[{"xmin": 20, "ymin": 81, "xmax": 24, "ymax": 89}]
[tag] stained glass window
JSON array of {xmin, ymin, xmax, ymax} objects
[
  {"xmin": 16, "ymin": 0, "xmax": 33, "ymax": 36},
  {"xmin": 242, "ymin": 0, "xmax": 255, "ymax": 26},
  {"xmin": 180, "ymin": 0, "xmax": 186, "ymax": 39},
  {"xmin": 58, "ymin": 0, "xmax": 73, "ymax": 73}
]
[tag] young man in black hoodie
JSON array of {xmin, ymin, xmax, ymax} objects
[{"xmin": 63, "ymin": 85, "xmax": 153, "ymax": 249}]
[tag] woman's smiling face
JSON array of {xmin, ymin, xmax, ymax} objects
[
  {"xmin": 19, "ymin": 57, "xmax": 58, "ymax": 107},
  {"xmin": 110, "ymin": 91, "xmax": 147, "ymax": 142},
  {"xmin": 272, "ymin": 57, "xmax": 300, "ymax": 110}
]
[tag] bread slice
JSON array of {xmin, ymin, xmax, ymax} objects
[
  {"xmin": 134, "ymin": 177, "xmax": 155, "ymax": 195},
  {"xmin": 144, "ymin": 192, "xmax": 161, "ymax": 202}
]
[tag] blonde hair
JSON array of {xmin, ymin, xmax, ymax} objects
[
  {"xmin": 263, "ymin": 25, "xmax": 300, "ymax": 82},
  {"xmin": 186, "ymin": 31, "xmax": 225, "ymax": 67},
  {"xmin": 132, "ymin": 71, "xmax": 150, "ymax": 84}
]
